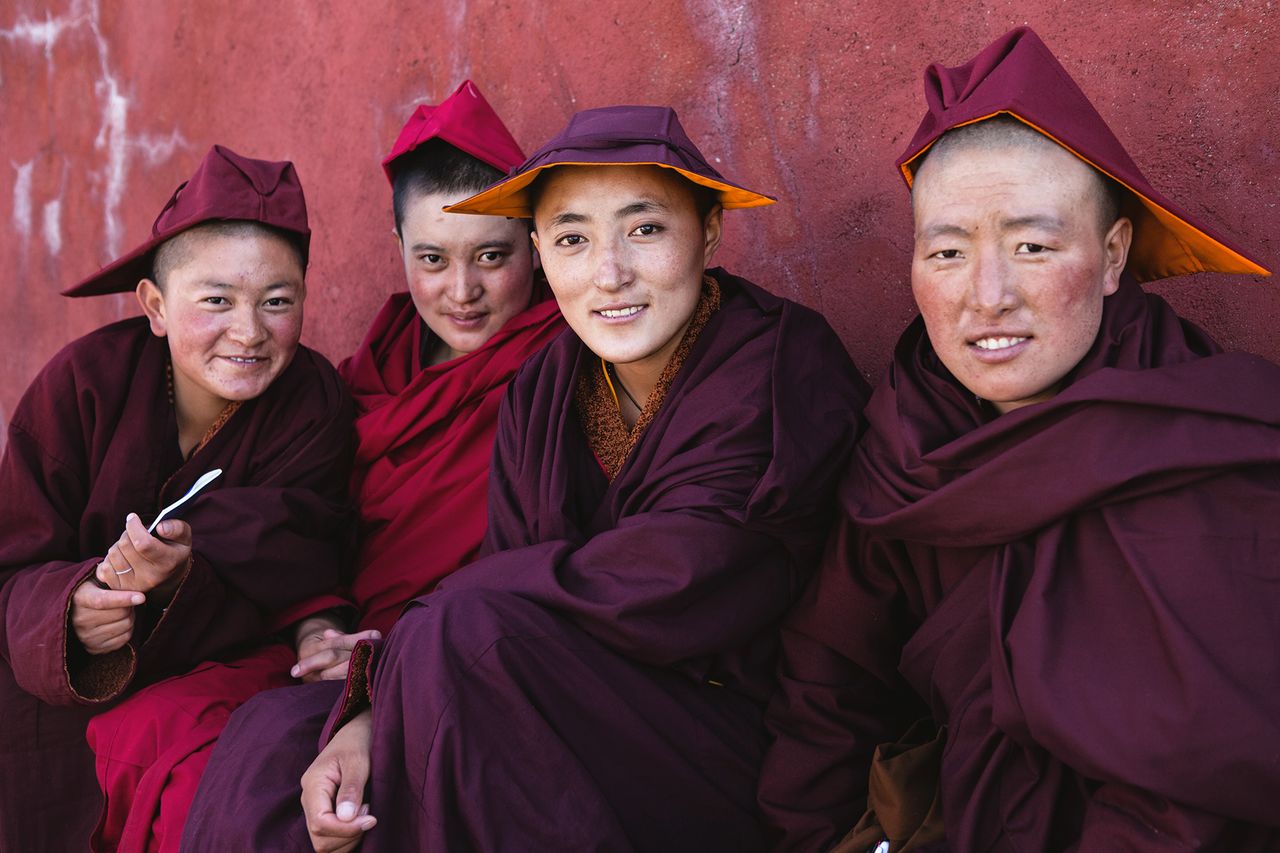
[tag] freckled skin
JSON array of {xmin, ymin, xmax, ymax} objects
[
  {"xmin": 911, "ymin": 143, "xmax": 1132, "ymax": 413},
  {"xmin": 531, "ymin": 165, "xmax": 722, "ymax": 402},
  {"xmin": 398, "ymin": 190, "xmax": 536, "ymax": 365},
  {"xmin": 136, "ymin": 229, "xmax": 306, "ymax": 442}
]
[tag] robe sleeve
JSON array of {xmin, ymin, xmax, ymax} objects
[
  {"xmin": 0, "ymin": 420, "xmax": 138, "ymax": 705},
  {"xmin": 757, "ymin": 518, "xmax": 927, "ymax": 852}
]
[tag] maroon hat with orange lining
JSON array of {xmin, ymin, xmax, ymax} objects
[
  {"xmin": 897, "ymin": 26, "xmax": 1269, "ymax": 283},
  {"xmin": 381, "ymin": 80, "xmax": 525, "ymax": 183},
  {"xmin": 63, "ymin": 144, "xmax": 310, "ymax": 297},
  {"xmin": 445, "ymin": 105, "xmax": 774, "ymax": 218}
]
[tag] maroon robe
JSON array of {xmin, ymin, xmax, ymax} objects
[
  {"xmin": 758, "ymin": 276, "xmax": 1280, "ymax": 851},
  {"xmin": 87, "ymin": 292, "xmax": 564, "ymax": 852},
  {"xmin": 0, "ymin": 317, "xmax": 352, "ymax": 851},
  {"xmin": 182, "ymin": 269, "xmax": 870, "ymax": 851}
]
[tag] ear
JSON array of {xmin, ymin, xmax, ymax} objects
[
  {"xmin": 529, "ymin": 231, "xmax": 543, "ymax": 272},
  {"xmin": 701, "ymin": 205, "xmax": 724, "ymax": 267},
  {"xmin": 136, "ymin": 279, "xmax": 169, "ymax": 338},
  {"xmin": 530, "ymin": 228, "xmax": 542, "ymax": 256},
  {"xmin": 1101, "ymin": 216, "xmax": 1133, "ymax": 296}
]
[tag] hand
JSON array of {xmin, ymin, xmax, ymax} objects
[
  {"xmin": 71, "ymin": 580, "xmax": 144, "ymax": 654},
  {"xmin": 301, "ymin": 710, "xmax": 376, "ymax": 853},
  {"xmin": 96, "ymin": 515, "xmax": 192, "ymax": 596},
  {"xmin": 293, "ymin": 627, "xmax": 382, "ymax": 683}
]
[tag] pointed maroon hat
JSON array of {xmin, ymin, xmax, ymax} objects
[
  {"xmin": 897, "ymin": 26, "xmax": 1269, "ymax": 282},
  {"xmin": 445, "ymin": 105, "xmax": 774, "ymax": 217},
  {"xmin": 381, "ymin": 80, "xmax": 525, "ymax": 184},
  {"xmin": 64, "ymin": 144, "xmax": 310, "ymax": 297}
]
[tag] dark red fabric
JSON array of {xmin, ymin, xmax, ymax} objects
[
  {"xmin": 759, "ymin": 277, "xmax": 1280, "ymax": 851},
  {"xmin": 340, "ymin": 290, "xmax": 565, "ymax": 633},
  {"xmin": 88, "ymin": 643, "xmax": 296, "ymax": 853},
  {"xmin": 181, "ymin": 269, "xmax": 870, "ymax": 851},
  {"xmin": 380, "ymin": 79, "xmax": 525, "ymax": 182},
  {"xmin": 88, "ymin": 292, "xmax": 562, "ymax": 853},
  {"xmin": 0, "ymin": 317, "xmax": 352, "ymax": 850},
  {"xmin": 64, "ymin": 145, "xmax": 311, "ymax": 297},
  {"xmin": 895, "ymin": 26, "xmax": 1268, "ymax": 282}
]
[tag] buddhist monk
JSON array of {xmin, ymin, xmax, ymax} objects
[
  {"xmin": 0, "ymin": 145, "xmax": 353, "ymax": 851},
  {"xmin": 757, "ymin": 27, "xmax": 1280, "ymax": 852},
  {"xmin": 183, "ymin": 105, "xmax": 870, "ymax": 852},
  {"xmin": 87, "ymin": 83, "xmax": 564, "ymax": 853}
]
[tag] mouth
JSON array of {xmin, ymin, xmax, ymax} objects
[
  {"xmin": 445, "ymin": 311, "xmax": 488, "ymax": 328},
  {"xmin": 594, "ymin": 304, "xmax": 647, "ymax": 322},
  {"xmin": 967, "ymin": 334, "xmax": 1031, "ymax": 363},
  {"xmin": 221, "ymin": 355, "xmax": 268, "ymax": 366}
]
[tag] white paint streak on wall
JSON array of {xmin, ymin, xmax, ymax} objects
[
  {"xmin": 42, "ymin": 199, "xmax": 62, "ymax": 255},
  {"xmin": 12, "ymin": 161, "xmax": 34, "ymax": 245},
  {"xmin": 807, "ymin": 65, "xmax": 822, "ymax": 142},
  {"xmin": 446, "ymin": 0, "xmax": 471, "ymax": 87},
  {"xmin": 1, "ymin": 0, "xmax": 186, "ymax": 261}
]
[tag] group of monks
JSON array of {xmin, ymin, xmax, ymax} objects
[{"xmin": 2, "ymin": 25, "xmax": 1277, "ymax": 853}]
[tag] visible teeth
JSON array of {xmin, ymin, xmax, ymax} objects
[
  {"xmin": 973, "ymin": 336, "xmax": 1027, "ymax": 351},
  {"xmin": 599, "ymin": 306, "xmax": 643, "ymax": 319},
  {"xmin": 227, "ymin": 357, "xmax": 259, "ymax": 363}
]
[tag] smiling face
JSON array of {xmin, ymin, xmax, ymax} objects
[
  {"xmin": 398, "ymin": 189, "xmax": 535, "ymax": 364},
  {"xmin": 530, "ymin": 165, "xmax": 722, "ymax": 396},
  {"xmin": 911, "ymin": 136, "xmax": 1132, "ymax": 413},
  {"xmin": 137, "ymin": 223, "xmax": 306, "ymax": 430}
]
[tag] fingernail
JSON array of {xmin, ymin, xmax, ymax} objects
[
  {"xmin": 128, "ymin": 513, "xmax": 137, "ymax": 522},
  {"xmin": 359, "ymin": 817, "xmax": 377, "ymax": 830},
  {"xmin": 131, "ymin": 594, "xmax": 145, "ymax": 605},
  {"xmin": 290, "ymin": 665, "xmax": 300, "ymax": 677},
  {"xmin": 336, "ymin": 802, "xmax": 357, "ymax": 821},
  {"xmin": 371, "ymin": 631, "xmax": 382, "ymax": 640}
]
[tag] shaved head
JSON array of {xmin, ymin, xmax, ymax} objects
[
  {"xmin": 152, "ymin": 221, "xmax": 305, "ymax": 289},
  {"xmin": 914, "ymin": 116, "xmax": 1124, "ymax": 234}
]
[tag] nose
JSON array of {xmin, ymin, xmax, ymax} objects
[
  {"xmin": 591, "ymin": 238, "xmax": 633, "ymax": 293},
  {"xmin": 966, "ymin": 246, "xmax": 1019, "ymax": 316},
  {"xmin": 227, "ymin": 305, "xmax": 268, "ymax": 347},
  {"xmin": 446, "ymin": 264, "xmax": 481, "ymax": 304}
]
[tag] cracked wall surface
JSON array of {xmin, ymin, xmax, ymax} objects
[{"xmin": 1, "ymin": 1, "xmax": 1277, "ymax": 452}]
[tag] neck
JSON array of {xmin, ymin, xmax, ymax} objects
[
  {"xmin": 612, "ymin": 316, "xmax": 691, "ymax": 411},
  {"xmin": 171, "ymin": 373, "xmax": 227, "ymax": 457}
]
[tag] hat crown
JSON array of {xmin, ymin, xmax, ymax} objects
[
  {"xmin": 382, "ymin": 80, "xmax": 525, "ymax": 182},
  {"xmin": 897, "ymin": 26, "xmax": 1268, "ymax": 282}
]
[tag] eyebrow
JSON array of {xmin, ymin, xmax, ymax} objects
[
  {"xmin": 1001, "ymin": 214, "xmax": 1065, "ymax": 232},
  {"xmin": 919, "ymin": 223, "xmax": 971, "ymax": 240},
  {"xmin": 547, "ymin": 198, "xmax": 671, "ymax": 229},
  {"xmin": 410, "ymin": 240, "xmax": 517, "ymax": 254},
  {"xmin": 195, "ymin": 281, "xmax": 298, "ymax": 291}
]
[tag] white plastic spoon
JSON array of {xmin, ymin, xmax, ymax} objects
[{"xmin": 148, "ymin": 468, "xmax": 223, "ymax": 534}]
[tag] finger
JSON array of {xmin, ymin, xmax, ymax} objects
[
  {"xmin": 308, "ymin": 814, "xmax": 375, "ymax": 851},
  {"xmin": 153, "ymin": 518, "xmax": 192, "ymax": 546},
  {"xmin": 333, "ymin": 765, "xmax": 369, "ymax": 823},
  {"xmin": 317, "ymin": 660, "xmax": 351, "ymax": 681},
  {"xmin": 78, "ymin": 585, "xmax": 145, "ymax": 611},
  {"xmin": 95, "ymin": 561, "xmax": 120, "ymax": 590},
  {"xmin": 293, "ymin": 648, "xmax": 342, "ymax": 679},
  {"xmin": 123, "ymin": 514, "xmax": 165, "ymax": 565},
  {"xmin": 106, "ymin": 540, "xmax": 141, "ymax": 577}
]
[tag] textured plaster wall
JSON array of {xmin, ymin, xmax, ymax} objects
[{"xmin": 2, "ymin": 0, "xmax": 1276, "ymax": 442}]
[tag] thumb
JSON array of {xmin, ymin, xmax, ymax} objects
[
  {"xmin": 335, "ymin": 782, "xmax": 364, "ymax": 822},
  {"xmin": 155, "ymin": 519, "xmax": 192, "ymax": 544}
]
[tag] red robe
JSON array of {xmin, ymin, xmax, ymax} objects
[
  {"xmin": 758, "ymin": 277, "xmax": 1280, "ymax": 851},
  {"xmin": 88, "ymin": 292, "xmax": 564, "ymax": 852},
  {"xmin": 183, "ymin": 269, "xmax": 871, "ymax": 852},
  {"xmin": 0, "ymin": 317, "xmax": 352, "ymax": 851}
]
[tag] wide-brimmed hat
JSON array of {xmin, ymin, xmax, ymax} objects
[
  {"xmin": 897, "ymin": 26, "xmax": 1269, "ymax": 282},
  {"xmin": 444, "ymin": 105, "xmax": 774, "ymax": 218},
  {"xmin": 381, "ymin": 80, "xmax": 525, "ymax": 184},
  {"xmin": 64, "ymin": 145, "xmax": 310, "ymax": 297}
]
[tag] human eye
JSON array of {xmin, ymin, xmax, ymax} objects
[
  {"xmin": 478, "ymin": 250, "xmax": 506, "ymax": 264},
  {"xmin": 418, "ymin": 253, "xmax": 444, "ymax": 266},
  {"xmin": 201, "ymin": 295, "xmax": 230, "ymax": 306},
  {"xmin": 264, "ymin": 296, "xmax": 295, "ymax": 308},
  {"xmin": 1015, "ymin": 242, "xmax": 1051, "ymax": 254},
  {"xmin": 928, "ymin": 249, "xmax": 963, "ymax": 260},
  {"xmin": 630, "ymin": 223, "xmax": 663, "ymax": 237},
  {"xmin": 554, "ymin": 233, "xmax": 586, "ymax": 248}
]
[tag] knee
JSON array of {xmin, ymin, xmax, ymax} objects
[{"xmin": 384, "ymin": 587, "xmax": 560, "ymax": 668}]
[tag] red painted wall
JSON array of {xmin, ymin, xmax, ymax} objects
[{"xmin": 3, "ymin": 1, "xmax": 1276, "ymax": 444}]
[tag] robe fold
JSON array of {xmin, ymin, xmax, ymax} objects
[
  {"xmin": 0, "ymin": 317, "xmax": 352, "ymax": 851},
  {"xmin": 183, "ymin": 268, "xmax": 870, "ymax": 852},
  {"xmin": 93, "ymin": 293, "xmax": 563, "ymax": 853},
  {"xmin": 758, "ymin": 276, "xmax": 1280, "ymax": 852}
]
